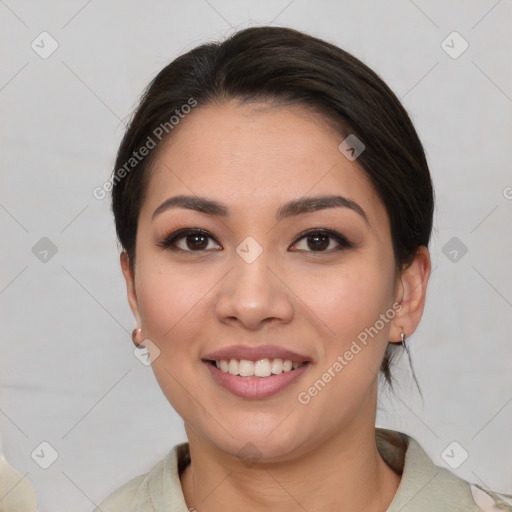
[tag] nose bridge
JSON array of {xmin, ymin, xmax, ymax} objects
[
  {"xmin": 232, "ymin": 236, "xmax": 275, "ymax": 303},
  {"xmin": 215, "ymin": 235, "xmax": 293, "ymax": 328}
]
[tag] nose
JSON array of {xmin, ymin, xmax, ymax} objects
[{"xmin": 214, "ymin": 245, "xmax": 294, "ymax": 331}]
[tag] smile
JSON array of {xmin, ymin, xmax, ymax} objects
[
  {"xmin": 203, "ymin": 359, "xmax": 311, "ymax": 399},
  {"xmin": 211, "ymin": 358, "xmax": 306, "ymax": 377}
]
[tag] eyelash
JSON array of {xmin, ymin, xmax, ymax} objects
[{"xmin": 157, "ymin": 228, "xmax": 355, "ymax": 254}]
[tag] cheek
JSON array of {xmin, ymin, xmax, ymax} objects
[
  {"xmin": 135, "ymin": 262, "xmax": 208, "ymax": 346},
  {"xmin": 291, "ymin": 257, "xmax": 395, "ymax": 408},
  {"xmin": 295, "ymin": 260, "xmax": 394, "ymax": 343},
  {"xmin": 135, "ymin": 263, "xmax": 215, "ymax": 415},
  {"xmin": 292, "ymin": 265, "xmax": 394, "ymax": 423}
]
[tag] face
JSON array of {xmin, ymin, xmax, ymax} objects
[{"xmin": 122, "ymin": 101, "xmax": 412, "ymax": 462}]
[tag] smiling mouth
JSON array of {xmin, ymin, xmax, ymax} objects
[{"xmin": 206, "ymin": 358, "xmax": 309, "ymax": 378}]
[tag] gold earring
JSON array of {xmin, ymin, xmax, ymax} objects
[{"xmin": 131, "ymin": 327, "xmax": 143, "ymax": 347}]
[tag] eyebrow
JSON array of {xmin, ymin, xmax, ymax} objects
[{"xmin": 152, "ymin": 194, "xmax": 369, "ymax": 224}]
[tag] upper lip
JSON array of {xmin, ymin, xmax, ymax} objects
[{"xmin": 202, "ymin": 345, "xmax": 311, "ymax": 363}]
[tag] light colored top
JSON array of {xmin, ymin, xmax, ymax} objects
[
  {"xmin": 0, "ymin": 455, "xmax": 38, "ymax": 512},
  {"xmin": 95, "ymin": 428, "xmax": 512, "ymax": 511}
]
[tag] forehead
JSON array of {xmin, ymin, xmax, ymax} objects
[{"xmin": 141, "ymin": 101, "xmax": 389, "ymax": 232}]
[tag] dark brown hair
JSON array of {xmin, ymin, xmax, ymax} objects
[{"xmin": 111, "ymin": 26, "xmax": 434, "ymax": 390}]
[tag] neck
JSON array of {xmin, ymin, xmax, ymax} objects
[
  {"xmin": 181, "ymin": 387, "xmax": 401, "ymax": 512},
  {"xmin": 180, "ymin": 397, "xmax": 400, "ymax": 512}
]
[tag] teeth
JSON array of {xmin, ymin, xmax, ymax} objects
[
  {"xmin": 214, "ymin": 358, "xmax": 304, "ymax": 377},
  {"xmin": 239, "ymin": 360, "xmax": 254, "ymax": 377},
  {"xmin": 254, "ymin": 359, "xmax": 272, "ymax": 377},
  {"xmin": 228, "ymin": 359, "xmax": 239, "ymax": 375},
  {"xmin": 271, "ymin": 358, "xmax": 283, "ymax": 374}
]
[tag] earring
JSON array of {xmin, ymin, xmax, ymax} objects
[
  {"xmin": 132, "ymin": 327, "xmax": 143, "ymax": 347},
  {"xmin": 400, "ymin": 332, "xmax": 407, "ymax": 349}
]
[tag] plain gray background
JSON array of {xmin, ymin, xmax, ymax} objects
[{"xmin": 1, "ymin": 1, "xmax": 511, "ymax": 510}]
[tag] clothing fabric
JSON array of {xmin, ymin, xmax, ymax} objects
[
  {"xmin": 95, "ymin": 428, "xmax": 512, "ymax": 511},
  {"xmin": 0, "ymin": 455, "xmax": 38, "ymax": 512}
]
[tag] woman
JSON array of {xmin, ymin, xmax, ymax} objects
[{"xmin": 95, "ymin": 26, "xmax": 511, "ymax": 511}]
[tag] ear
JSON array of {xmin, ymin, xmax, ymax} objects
[
  {"xmin": 120, "ymin": 250, "xmax": 141, "ymax": 325},
  {"xmin": 389, "ymin": 245, "xmax": 431, "ymax": 344}
]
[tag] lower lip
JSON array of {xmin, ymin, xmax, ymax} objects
[{"xmin": 204, "ymin": 361, "xmax": 311, "ymax": 399}]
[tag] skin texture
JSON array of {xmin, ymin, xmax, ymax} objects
[{"xmin": 121, "ymin": 101, "xmax": 431, "ymax": 511}]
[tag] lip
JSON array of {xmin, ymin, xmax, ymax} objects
[
  {"xmin": 204, "ymin": 360, "xmax": 311, "ymax": 399},
  {"xmin": 202, "ymin": 345, "xmax": 311, "ymax": 363}
]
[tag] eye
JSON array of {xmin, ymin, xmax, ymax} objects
[
  {"xmin": 157, "ymin": 228, "xmax": 354, "ymax": 254},
  {"xmin": 157, "ymin": 228, "xmax": 221, "ymax": 252},
  {"xmin": 290, "ymin": 229, "xmax": 354, "ymax": 253}
]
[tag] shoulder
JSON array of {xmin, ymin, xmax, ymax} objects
[
  {"xmin": 94, "ymin": 443, "xmax": 191, "ymax": 512},
  {"xmin": 93, "ymin": 472, "xmax": 149, "ymax": 512},
  {"xmin": 0, "ymin": 455, "xmax": 38, "ymax": 512},
  {"xmin": 469, "ymin": 483, "xmax": 512, "ymax": 511},
  {"xmin": 376, "ymin": 428, "xmax": 512, "ymax": 511}
]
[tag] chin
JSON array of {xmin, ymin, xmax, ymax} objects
[{"xmin": 197, "ymin": 417, "xmax": 309, "ymax": 464}]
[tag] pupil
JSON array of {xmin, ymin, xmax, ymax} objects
[
  {"xmin": 309, "ymin": 235, "xmax": 328, "ymax": 251},
  {"xmin": 188, "ymin": 235, "xmax": 207, "ymax": 250}
]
